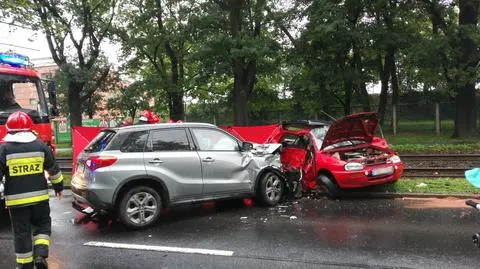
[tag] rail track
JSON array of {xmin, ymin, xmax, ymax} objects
[{"xmin": 56, "ymin": 155, "xmax": 479, "ymax": 177}]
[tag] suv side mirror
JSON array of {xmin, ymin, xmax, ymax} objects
[
  {"xmin": 47, "ymin": 81, "xmax": 58, "ymax": 116},
  {"xmin": 241, "ymin": 142, "xmax": 253, "ymax": 151}
]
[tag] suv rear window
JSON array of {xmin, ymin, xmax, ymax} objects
[
  {"xmin": 120, "ymin": 130, "xmax": 149, "ymax": 152},
  {"xmin": 84, "ymin": 130, "xmax": 116, "ymax": 153}
]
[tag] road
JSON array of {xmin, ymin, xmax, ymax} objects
[{"xmin": 0, "ymin": 193, "xmax": 479, "ymax": 269}]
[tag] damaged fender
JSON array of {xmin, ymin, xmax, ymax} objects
[{"xmin": 246, "ymin": 143, "xmax": 299, "ymax": 200}]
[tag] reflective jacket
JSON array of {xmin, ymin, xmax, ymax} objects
[{"xmin": 0, "ymin": 139, "xmax": 63, "ymax": 208}]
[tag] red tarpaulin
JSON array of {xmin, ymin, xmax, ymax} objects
[
  {"xmin": 220, "ymin": 124, "xmax": 280, "ymax": 144},
  {"xmin": 71, "ymin": 124, "xmax": 283, "ymax": 174},
  {"xmin": 71, "ymin": 126, "xmax": 102, "ymax": 173}
]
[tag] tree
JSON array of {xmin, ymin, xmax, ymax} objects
[
  {"xmin": 192, "ymin": 0, "xmax": 281, "ymax": 125},
  {"xmin": 419, "ymin": 0, "xmax": 480, "ymax": 137},
  {"xmin": 2, "ymin": 0, "xmax": 118, "ymax": 126},
  {"xmin": 115, "ymin": 0, "xmax": 203, "ymax": 121},
  {"xmin": 107, "ymin": 82, "xmax": 151, "ymax": 120}
]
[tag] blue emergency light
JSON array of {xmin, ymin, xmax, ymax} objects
[{"xmin": 0, "ymin": 52, "xmax": 28, "ymax": 67}]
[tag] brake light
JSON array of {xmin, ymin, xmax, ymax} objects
[{"xmin": 85, "ymin": 156, "xmax": 117, "ymax": 171}]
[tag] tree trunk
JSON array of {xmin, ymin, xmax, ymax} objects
[
  {"xmin": 68, "ymin": 82, "xmax": 84, "ymax": 126},
  {"xmin": 344, "ymin": 80, "xmax": 352, "ymax": 116},
  {"xmin": 168, "ymin": 91, "xmax": 184, "ymax": 121},
  {"xmin": 353, "ymin": 46, "xmax": 370, "ymax": 112},
  {"xmin": 390, "ymin": 51, "xmax": 399, "ymax": 130},
  {"xmin": 453, "ymin": 0, "xmax": 479, "ymax": 137},
  {"xmin": 229, "ymin": 0, "xmax": 251, "ymax": 126},
  {"xmin": 377, "ymin": 49, "xmax": 393, "ymax": 125}
]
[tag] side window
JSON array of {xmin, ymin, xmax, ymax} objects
[
  {"xmin": 191, "ymin": 128, "xmax": 239, "ymax": 151},
  {"xmin": 148, "ymin": 129, "xmax": 190, "ymax": 152},
  {"xmin": 120, "ymin": 131, "xmax": 148, "ymax": 152}
]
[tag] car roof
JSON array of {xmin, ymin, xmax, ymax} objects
[
  {"xmin": 109, "ymin": 122, "xmax": 218, "ymax": 133},
  {"xmin": 282, "ymin": 120, "xmax": 331, "ymax": 130}
]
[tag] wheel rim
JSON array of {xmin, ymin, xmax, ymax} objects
[
  {"xmin": 126, "ymin": 192, "xmax": 158, "ymax": 225},
  {"xmin": 265, "ymin": 174, "xmax": 282, "ymax": 202}
]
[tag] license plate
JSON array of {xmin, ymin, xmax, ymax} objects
[{"xmin": 371, "ymin": 167, "xmax": 394, "ymax": 176}]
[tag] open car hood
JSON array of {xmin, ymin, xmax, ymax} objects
[{"xmin": 321, "ymin": 112, "xmax": 379, "ymax": 150}]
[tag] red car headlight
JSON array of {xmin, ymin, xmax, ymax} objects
[
  {"xmin": 389, "ymin": 155, "xmax": 402, "ymax": 164},
  {"xmin": 344, "ymin": 162, "xmax": 364, "ymax": 171}
]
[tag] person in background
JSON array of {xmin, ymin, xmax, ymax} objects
[{"xmin": 0, "ymin": 82, "xmax": 21, "ymax": 110}]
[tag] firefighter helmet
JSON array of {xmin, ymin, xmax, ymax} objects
[
  {"xmin": 6, "ymin": 111, "xmax": 33, "ymax": 132},
  {"xmin": 150, "ymin": 114, "xmax": 160, "ymax": 124},
  {"xmin": 139, "ymin": 109, "xmax": 152, "ymax": 123}
]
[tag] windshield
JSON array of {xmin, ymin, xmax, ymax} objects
[
  {"xmin": 310, "ymin": 126, "xmax": 329, "ymax": 149},
  {"xmin": 0, "ymin": 74, "xmax": 48, "ymax": 122},
  {"xmin": 310, "ymin": 125, "xmax": 366, "ymax": 150}
]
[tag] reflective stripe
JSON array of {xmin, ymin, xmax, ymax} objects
[
  {"xmin": 33, "ymin": 234, "xmax": 50, "ymax": 241},
  {"xmin": 5, "ymin": 190, "xmax": 49, "ymax": 200},
  {"xmin": 16, "ymin": 252, "xmax": 33, "ymax": 264},
  {"xmin": 34, "ymin": 239, "xmax": 50, "ymax": 246},
  {"xmin": 6, "ymin": 152, "xmax": 45, "ymax": 160},
  {"xmin": 16, "ymin": 257, "xmax": 33, "ymax": 264},
  {"xmin": 7, "ymin": 157, "xmax": 44, "ymax": 176},
  {"xmin": 50, "ymin": 174, "xmax": 63, "ymax": 184},
  {"xmin": 50, "ymin": 171, "xmax": 62, "ymax": 180},
  {"xmin": 5, "ymin": 194, "xmax": 49, "ymax": 207}
]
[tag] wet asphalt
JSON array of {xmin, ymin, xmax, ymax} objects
[{"xmin": 0, "ymin": 193, "xmax": 479, "ymax": 269}]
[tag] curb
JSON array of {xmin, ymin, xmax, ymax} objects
[{"xmin": 341, "ymin": 192, "xmax": 477, "ymax": 199}]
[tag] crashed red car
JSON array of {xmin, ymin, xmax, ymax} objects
[{"xmin": 225, "ymin": 112, "xmax": 404, "ymax": 197}]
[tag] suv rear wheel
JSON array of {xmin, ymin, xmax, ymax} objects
[
  {"xmin": 256, "ymin": 172, "xmax": 284, "ymax": 206},
  {"xmin": 118, "ymin": 186, "xmax": 162, "ymax": 229}
]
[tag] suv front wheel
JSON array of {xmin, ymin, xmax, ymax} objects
[
  {"xmin": 256, "ymin": 172, "xmax": 284, "ymax": 206},
  {"xmin": 119, "ymin": 186, "xmax": 162, "ymax": 229}
]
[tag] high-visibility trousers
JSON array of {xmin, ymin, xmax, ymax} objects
[{"xmin": 9, "ymin": 201, "xmax": 51, "ymax": 269}]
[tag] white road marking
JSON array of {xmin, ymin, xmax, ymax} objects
[{"xmin": 83, "ymin": 241, "xmax": 234, "ymax": 257}]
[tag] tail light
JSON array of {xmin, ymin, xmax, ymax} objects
[{"xmin": 85, "ymin": 156, "xmax": 117, "ymax": 171}]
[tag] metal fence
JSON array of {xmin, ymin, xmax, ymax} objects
[{"xmin": 184, "ymin": 101, "xmax": 470, "ymax": 136}]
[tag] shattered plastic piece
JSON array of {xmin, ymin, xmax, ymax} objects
[
  {"xmin": 148, "ymin": 235, "xmax": 152, "ymax": 238},
  {"xmin": 289, "ymin": 216, "xmax": 298, "ymax": 220},
  {"xmin": 240, "ymin": 217, "xmax": 248, "ymax": 220},
  {"xmin": 82, "ymin": 207, "xmax": 94, "ymax": 214},
  {"xmin": 416, "ymin": 183, "xmax": 428, "ymax": 188}
]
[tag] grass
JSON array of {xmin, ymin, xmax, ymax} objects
[
  {"xmin": 56, "ymin": 143, "xmax": 72, "ymax": 149},
  {"xmin": 56, "ymin": 151, "xmax": 73, "ymax": 157},
  {"xmin": 383, "ymin": 133, "xmax": 480, "ymax": 154},
  {"xmin": 63, "ymin": 174, "xmax": 72, "ymax": 187},
  {"xmin": 356, "ymin": 178, "xmax": 480, "ymax": 195}
]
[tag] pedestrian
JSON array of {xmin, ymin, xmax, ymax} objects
[{"xmin": 0, "ymin": 111, "xmax": 63, "ymax": 269}]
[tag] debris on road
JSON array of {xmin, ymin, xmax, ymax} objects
[
  {"xmin": 289, "ymin": 216, "xmax": 298, "ymax": 220},
  {"xmin": 416, "ymin": 183, "xmax": 428, "ymax": 188}
]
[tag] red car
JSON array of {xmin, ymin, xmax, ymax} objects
[
  {"xmin": 225, "ymin": 112, "xmax": 404, "ymax": 197},
  {"xmin": 268, "ymin": 112, "xmax": 404, "ymax": 197}
]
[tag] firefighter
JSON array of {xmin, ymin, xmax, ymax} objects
[
  {"xmin": 138, "ymin": 109, "xmax": 153, "ymax": 124},
  {"xmin": 0, "ymin": 111, "xmax": 63, "ymax": 269}
]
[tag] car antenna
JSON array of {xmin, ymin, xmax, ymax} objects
[{"xmin": 320, "ymin": 110, "xmax": 336, "ymax": 121}]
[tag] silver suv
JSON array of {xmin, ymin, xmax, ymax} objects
[{"xmin": 71, "ymin": 123, "xmax": 286, "ymax": 229}]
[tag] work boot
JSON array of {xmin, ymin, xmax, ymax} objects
[{"xmin": 34, "ymin": 257, "xmax": 48, "ymax": 269}]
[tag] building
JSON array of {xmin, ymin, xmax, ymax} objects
[{"xmin": 28, "ymin": 57, "xmax": 123, "ymax": 122}]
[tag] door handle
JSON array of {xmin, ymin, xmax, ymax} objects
[
  {"xmin": 149, "ymin": 158, "xmax": 164, "ymax": 164},
  {"xmin": 202, "ymin": 157, "xmax": 215, "ymax": 163}
]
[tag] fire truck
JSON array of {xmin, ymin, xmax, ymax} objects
[
  {"xmin": 0, "ymin": 52, "xmax": 58, "ymax": 214},
  {"xmin": 0, "ymin": 52, "xmax": 58, "ymax": 150}
]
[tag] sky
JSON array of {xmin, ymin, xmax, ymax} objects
[{"xmin": 0, "ymin": 22, "xmax": 121, "ymax": 66}]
